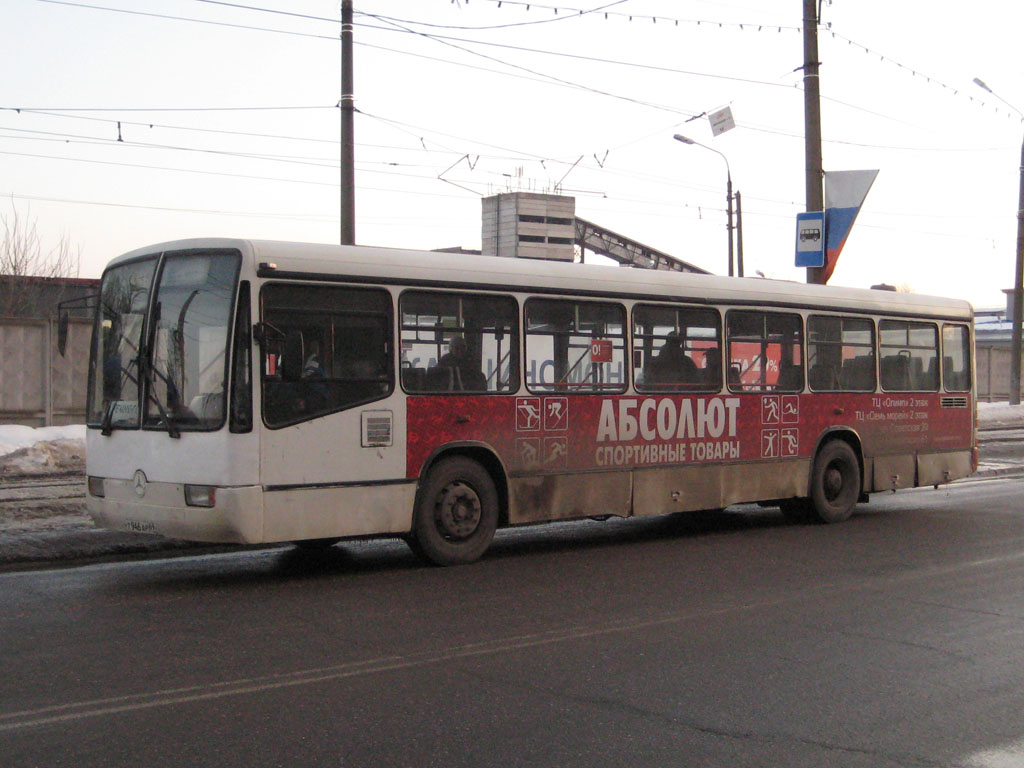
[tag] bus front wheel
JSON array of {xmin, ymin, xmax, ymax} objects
[
  {"xmin": 808, "ymin": 440, "xmax": 861, "ymax": 524},
  {"xmin": 411, "ymin": 457, "xmax": 498, "ymax": 566}
]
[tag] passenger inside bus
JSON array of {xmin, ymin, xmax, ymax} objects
[
  {"xmin": 702, "ymin": 347, "xmax": 722, "ymax": 388},
  {"xmin": 645, "ymin": 332, "xmax": 698, "ymax": 388},
  {"xmin": 430, "ymin": 335, "xmax": 486, "ymax": 391}
]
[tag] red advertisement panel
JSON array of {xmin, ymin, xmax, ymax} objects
[{"xmin": 406, "ymin": 393, "xmax": 972, "ymax": 479}]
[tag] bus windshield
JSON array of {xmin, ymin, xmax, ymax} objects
[{"xmin": 87, "ymin": 250, "xmax": 241, "ymax": 433}]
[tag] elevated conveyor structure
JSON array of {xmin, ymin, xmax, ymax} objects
[{"xmin": 574, "ymin": 218, "xmax": 709, "ymax": 274}]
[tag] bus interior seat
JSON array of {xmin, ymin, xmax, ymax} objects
[
  {"xmin": 911, "ymin": 357, "xmax": 924, "ymax": 388},
  {"xmin": 808, "ymin": 363, "xmax": 839, "ymax": 391},
  {"xmin": 942, "ymin": 356, "xmax": 964, "ymax": 391},
  {"xmin": 423, "ymin": 366, "xmax": 454, "ymax": 392},
  {"xmin": 401, "ymin": 366, "xmax": 426, "ymax": 392},
  {"xmin": 881, "ymin": 355, "xmax": 910, "ymax": 390},
  {"xmin": 840, "ymin": 356, "xmax": 874, "ymax": 390},
  {"xmin": 776, "ymin": 365, "xmax": 804, "ymax": 392}
]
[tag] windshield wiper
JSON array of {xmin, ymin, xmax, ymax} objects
[
  {"xmin": 140, "ymin": 354, "xmax": 181, "ymax": 439},
  {"xmin": 139, "ymin": 302, "xmax": 181, "ymax": 439},
  {"xmin": 99, "ymin": 354, "xmax": 140, "ymax": 436}
]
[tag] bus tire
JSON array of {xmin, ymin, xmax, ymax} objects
[
  {"xmin": 808, "ymin": 440, "xmax": 861, "ymax": 524},
  {"xmin": 412, "ymin": 457, "xmax": 498, "ymax": 566}
]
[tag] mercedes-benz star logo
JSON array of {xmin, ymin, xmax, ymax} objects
[{"xmin": 132, "ymin": 469, "xmax": 148, "ymax": 498}]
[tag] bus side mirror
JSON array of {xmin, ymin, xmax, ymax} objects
[
  {"xmin": 57, "ymin": 311, "xmax": 70, "ymax": 357},
  {"xmin": 281, "ymin": 330, "xmax": 305, "ymax": 382}
]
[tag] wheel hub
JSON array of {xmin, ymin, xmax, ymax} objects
[
  {"xmin": 436, "ymin": 481, "xmax": 481, "ymax": 540},
  {"xmin": 824, "ymin": 465, "xmax": 844, "ymax": 500}
]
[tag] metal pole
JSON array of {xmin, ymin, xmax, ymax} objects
[
  {"xmin": 1010, "ymin": 134, "xmax": 1024, "ymax": 405},
  {"xmin": 802, "ymin": 0, "xmax": 825, "ymax": 284},
  {"xmin": 340, "ymin": 0, "xmax": 356, "ymax": 245},
  {"xmin": 672, "ymin": 135, "xmax": 734, "ymax": 277},
  {"xmin": 726, "ymin": 173, "xmax": 734, "ymax": 277},
  {"xmin": 735, "ymin": 190, "xmax": 744, "ymax": 278}
]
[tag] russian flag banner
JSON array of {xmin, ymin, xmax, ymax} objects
[{"xmin": 823, "ymin": 170, "xmax": 879, "ymax": 283}]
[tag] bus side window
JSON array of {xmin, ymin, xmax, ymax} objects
[
  {"xmin": 879, "ymin": 320, "xmax": 937, "ymax": 392},
  {"xmin": 526, "ymin": 298, "xmax": 627, "ymax": 393},
  {"xmin": 726, "ymin": 310, "xmax": 803, "ymax": 393},
  {"xmin": 260, "ymin": 284, "xmax": 394, "ymax": 428},
  {"xmin": 808, "ymin": 315, "xmax": 874, "ymax": 392},
  {"xmin": 400, "ymin": 291, "xmax": 519, "ymax": 394},
  {"xmin": 632, "ymin": 303, "xmax": 721, "ymax": 394},
  {"xmin": 942, "ymin": 324, "xmax": 971, "ymax": 393}
]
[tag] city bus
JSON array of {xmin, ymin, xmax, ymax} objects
[{"xmin": 81, "ymin": 238, "xmax": 977, "ymax": 565}]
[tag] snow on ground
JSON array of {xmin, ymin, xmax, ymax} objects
[
  {"xmin": 977, "ymin": 401, "xmax": 1024, "ymax": 427},
  {"xmin": 0, "ymin": 425, "xmax": 86, "ymax": 477}
]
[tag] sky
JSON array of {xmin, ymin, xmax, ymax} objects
[{"xmin": 2, "ymin": 0, "xmax": 1023, "ymax": 309}]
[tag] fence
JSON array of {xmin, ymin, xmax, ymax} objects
[
  {"xmin": 0, "ymin": 317, "xmax": 92, "ymax": 427},
  {"xmin": 976, "ymin": 344, "xmax": 1022, "ymax": 403}
]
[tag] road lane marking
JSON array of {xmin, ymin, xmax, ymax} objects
[{"xmin": 7, "ymin": 546, "xmax": 1024, "ymax": 733}]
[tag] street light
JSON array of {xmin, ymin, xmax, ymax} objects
[
  {"xmin": 974, "ymin": 78, "xmax": 1024, "ymax": 405},
  {"xmin": 673, "ymin": 134, "xmax": 740, "ymax": 277}
]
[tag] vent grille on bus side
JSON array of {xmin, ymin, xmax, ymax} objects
[
  {"xmin": 940, "ymin": 396, "xmax": 968, "ymax": 408},
  {"xmin": 361, "ymin": 411, "xmax": 394, "ymax": 447}
]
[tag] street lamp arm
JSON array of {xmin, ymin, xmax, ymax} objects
[
  {"xmin": 973, "ymin": 77, "xmax": 1024, "ymax": 122},
  {"xmin": 672, "ymin": 132, "xmax": 737, "ymax": 276},
  {"xmin": 672, "ymin": 134, "xmax": 731, "ymax": 181}
]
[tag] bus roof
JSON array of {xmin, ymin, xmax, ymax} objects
[{"xmin": 111, "ymin": 237, "xmax": 974, "ymax": 322}]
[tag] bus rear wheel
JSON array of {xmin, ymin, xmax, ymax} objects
[
  {"xmin": 808, "ymin": 440, "xmax": 861, "ymax": 524},
  {"xmin": 411, "ymin": 457, "xmax": 498, "ymax": 566}
]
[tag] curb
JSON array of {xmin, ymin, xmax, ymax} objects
[
  {"xmin": 0, "ymin": 528, "xmax": 278, "ymax": 572},
  {"xmin": 2, "ymin": 466, "xmax": 1022, "ymax": 572}
]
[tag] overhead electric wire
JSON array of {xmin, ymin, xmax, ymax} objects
[
  {"xmin": 2, "ymin": 103, "xmax": 334, "ymax": 114},
  {"xmin": 0, "ymin": 145, "xmax": 485, "ymax": 185},
  {"xmin": 361, "ymin": 0, "xmax": 630, "ymax": 31},
  {"xmin": 22, "ymin": 0, "xmax": 1006, "ymax": 251},
  {"xmin": 361, "ymin": 20, "xmax": 797, "ymax": 92},
  {"xmin": 38, "ymin": 0, "xmax": 338, "ymax": 41},
  {"xmin": 6, "ymin": 109, "xmax": 339, "ymax": 145}
]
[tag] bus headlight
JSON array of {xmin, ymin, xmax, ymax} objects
[
  {"xmin": 184, "ymin": 485, "xmax": 217, "ymax": 508},
  {"xmin": 87, "ymin": 476, "xmax": 105, "ymax": 498}
]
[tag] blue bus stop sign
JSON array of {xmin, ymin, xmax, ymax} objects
[{"xmin": 795, "ymin": 211, "xmax": 825, "ymax": 267}]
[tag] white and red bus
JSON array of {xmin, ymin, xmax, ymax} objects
[{"xmin": 82, "ymin": 238, "xmax": 976, "ymax": 564}]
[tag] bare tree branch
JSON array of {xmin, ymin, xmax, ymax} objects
[{"xmin": 0, "ymin": 198, "xmax": 82, "ymax": 317}]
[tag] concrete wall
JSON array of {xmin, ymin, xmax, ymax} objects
[
  {"xmin": 0, "ymin": 318, "xmax": 92, "ymax": 427},
  {"xmin": 482, "ymin": 192, "xmax": 576, "ymax": 261},
  {"xmin": 0, "ymin": 277, "xmax": 97, "ymax": 427},
  {"xmin": 976, "ymin": 345, "xmax": 1021, "ymax": 403}
]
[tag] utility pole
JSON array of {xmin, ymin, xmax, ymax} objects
[
  {"xmin": 802, "ymin": 0, "xmax": 825, "ymax": 284},
  {"xmin": 1011, "ymin": 134, "xmax": 1024, "ymax": 404},
  {"xmin": 340, "ymin": 0, "xmax": 356, "ymax": 245},
  {"xmin": 974, "ymin": 78, "xmax": 1024, "ymax": 405},
  {"xmin": 726, "ymin": 173, "xmax": 735, "ymax": 277},
  {"xmin": 735, "ymin": 190, "xmax": 744, "ymax": 277}
]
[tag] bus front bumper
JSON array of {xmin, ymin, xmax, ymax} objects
[{"xmin": 87, "ymin": 479, "xmax": 264, "ymax": 544}]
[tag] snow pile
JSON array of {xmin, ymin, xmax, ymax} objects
[
  {"xmin": 0, "ymin": 425, "xmax": 86, "ymax": 477},
  {"xmin": 977, "ymin": 402, "xmax": 1024, "ymax": 429}
]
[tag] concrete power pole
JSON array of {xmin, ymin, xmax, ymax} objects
[
  {"xmin": 340, "ymin": 0, "xmax": 356, "ymax": 245},
  {"xmin": 802, "ymin": 0, "xmax": 825, "ymax": 284}
]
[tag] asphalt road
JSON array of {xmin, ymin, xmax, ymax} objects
[{"xmin": 3, "ymin": 477, "xmax": 1024, "ymax": 768}]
